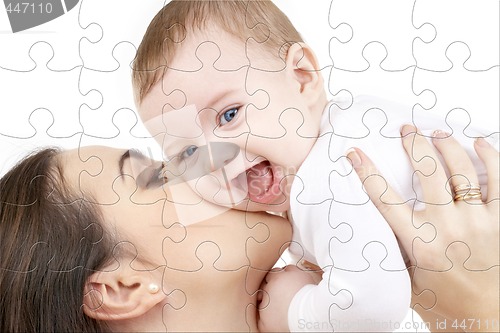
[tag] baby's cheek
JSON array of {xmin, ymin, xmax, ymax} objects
[
  {"xmin": 188, "ymin": 172, "xmax": 247, "ymax": 208},
  {"xmin": 189, "ymin": 176, "xmax": 230, "ymax": 206}
]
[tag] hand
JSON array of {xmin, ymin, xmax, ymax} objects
[
  {"xmin": 348, "ymin": 125, "xmax": 499, "ymax": 332},
  {"xmin": 258, "ymin": 265, "xmax": 321, "ymax": 332}
]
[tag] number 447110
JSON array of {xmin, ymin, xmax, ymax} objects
[
  {"xmin": 451, "ymin": 319, "xmax": 499, "ymax": 331},
  {"xmin": 6, "ymin": 2, "xmax": 53, "ymax": 14}
]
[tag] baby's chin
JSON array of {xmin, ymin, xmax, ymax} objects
[
  {"xmin": 204, "ymin": 191, "xmax": 290, "ymax": 213},
  {"xmin": 228, "ymin": 197, "xmax": 290, "ymax": 213}
]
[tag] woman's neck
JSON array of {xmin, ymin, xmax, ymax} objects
[
  {"xmin": 111, "ymin": 267, "xmax": 266, "ymax": 332},
  {"xmin": 165, "ymin": 268, "xmax": 262, "ymax": 332}
]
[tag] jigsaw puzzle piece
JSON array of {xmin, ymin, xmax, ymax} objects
[
  {"xmin": 0, "ymin": 1, "xmax": 100, "ymax": 71},
  {"xmin": 79, "ymin": 106, "xmax": 163, "ymax": 160},
  {"xmin": 292, "ymin": 169, "xmax": 335, "ymax": 207},
  {"xmin": 328, "ymin": 201, "xmax": 409, "ymax": 272},
  {"xmin": 82, "ymin": 241, "xmax": 167, "ymax": 313},
  {"xmin": 239, "ymin": 67, "xmax": 314, "ymax": 150},
  {"xmin": 410, "ymin": 240, "xmax": 499, "ymax": 331},
  {"xmin": 409, "ymin": 212, "xmax": 499, "ymax": 273},
  {"xmin": 160, "ymin": 263, "xmax": 251, "ymax": 331},
  {"xmin": 161, "ymin": 202, "xmax": 273, "ymax": 270},
  {"xmin": 240, "ymin": 0, "xmax": 319, "ymax": 72},
  {"xmin": 411, "ymin": 288, "xmax": 437, "ymax": 314},
  {"xmin": 0, "ymin": 108, "xmax": 82, "ymax": 175},
  {"xmin": 78, "ymin": 0, "xmax": 166, "ymax": 70},
  {"xmin": 412, "ymin": 42, "xmax": 500, "ymax": 135},
  {"xmin": 47, "ymin": 220, "xmax": 107, "ymax": 272},
  {"xmin": 329, "ymin": 0, "xmax": 435, "ymax": 70},
  {"xmin": 144, "ymin": 23, "xmax": 250, "ymax": 72},
  {"xmin": 329, "ymin": 96, "xmax": 423, "ymax": 141},
  {"xmin": 281, "ymin": 239, "xmax": 408, "ymax": 332},
  {"xmin": 413, "ymin": 0, "xmax": 499, "ymax": 70},
  {"xmin": 79, "ymin": 42, "xmax": 141, "ymax": 138},
  {"xmin": 0, "ymin": 42, "xmax": 101, "ymax": 138},
  {"xmin": 274, "ymin": 0, "xmax": 334, "ymax": 70},
  {"xmin": 70, "ymin": 144, "xmax": 173, "ymax": 209},
  {"xmin": 142, "ymin": 66, "xmax": 252, "ymax": 139},
  {"xmin": 329, "ymin": 42, "xmax": 435, "ymax": 110}
]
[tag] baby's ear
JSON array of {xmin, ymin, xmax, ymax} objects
[
  {"xmin": 82, "ymin": 263, "xmax": 165, "ymax": 321},
  {"xmin": 285, "ymin": 43, "xmax": 324, "ymax": 104}
]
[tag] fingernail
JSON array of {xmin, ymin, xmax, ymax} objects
[
  {"xmin": 400, "ymin": 125, "xmax": 416, "ymax": 137},
  {"xmin": 346, "ymin": 148, "xmax": 362, "ymax": 168},
  {"xmin": 432, "ymin": 130, "xmax": 450, "ymax": 139},
  {"xmin": 475, "ymin": 137, "xmax": 491, "ymax": 148}
]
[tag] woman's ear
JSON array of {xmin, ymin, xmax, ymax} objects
[
  {"xmin": 82, "ymin": 264, "xmax": 165, "ymax": 321},
  {"xmin": 285, "ymin": 42, "xmax": 325, "ymax": 104}
]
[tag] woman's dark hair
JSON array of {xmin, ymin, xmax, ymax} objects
[{"xmin": 0, "ymin": 148, "xmax": 115, "ymax": 332}]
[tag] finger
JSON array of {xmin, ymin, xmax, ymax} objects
[
  {"xmin": 401, "ymin": 125, "xmax": 451, "ymax": 204},
  {"xmin": 348, "ymin": 147, "xmax": 415, "ymax": 244},
  {"xmin": 431, "ymin": 130, "xmax": 480, "ymax": 200},
  {"xmin": 300, "ymin": 260, "xmax": 322, "ymax": 272},
  {"xmin": 474, "ymin": 137, "xmax": 500, "ymax": 201}
]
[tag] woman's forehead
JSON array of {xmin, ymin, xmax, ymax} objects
[
  {"xmin": 59, "ymin": 146, "xmax": 125, "ymax": 195},
  {"xmin": 64, "ymin": 145, "xmax": 123, "ymax": 163}
]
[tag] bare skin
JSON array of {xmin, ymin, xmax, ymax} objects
[
  {"xmin": 60, "ymin": 146, "xmax": 292, "ymax": 332},
  {"xmin": 348, "ymin": 126, "xmax": 499, "ymax": 333}
]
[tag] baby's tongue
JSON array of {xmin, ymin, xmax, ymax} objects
[{"xmin": 246, "ymin": 162, "xmax": 273, "ymax": 200}]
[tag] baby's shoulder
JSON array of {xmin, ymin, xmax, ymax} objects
[{"xmin": 324, "ymin": 95, "xmax": 413, "ymax": 139}]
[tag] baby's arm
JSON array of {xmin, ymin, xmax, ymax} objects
[{"xmin": 258, "ymin": 265, "xmax": 321, "ymax": 332}]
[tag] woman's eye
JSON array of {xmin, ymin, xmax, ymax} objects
[
  {"xmin": 219, "ymin": 107, "xmax": 239, "ymax": 126},
  {"xmin": 180, "ymin": 145, "xmax": 198, "ymax": 160}
]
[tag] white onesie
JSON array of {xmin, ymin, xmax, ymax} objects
[{"xmin": 287, "ymin": 95, "xmax": 495, "ymax": 332}]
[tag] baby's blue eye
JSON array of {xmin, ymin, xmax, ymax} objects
[
  {"xmin": 180, "ymin": 145, "xmax": 198, "ymax": 160},
  {"xmin": 219, "ymin": 107, "xmax": 239, "ymax": 125}
]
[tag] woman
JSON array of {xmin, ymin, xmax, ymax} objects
[
  {"xmin": 0, "ymin": 145, "xmax": 292, "ymax": 332},
  {"xmin": 348, "ymin": 128, "xmax": 499, "ymax": 332},
  {"xmin": 1, "ymin": 129, "xmax": 498, "ymax": 332}
]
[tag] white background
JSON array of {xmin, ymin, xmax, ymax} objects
[
  {"xmin": 1, "ymin": 1, "xmax": 499, "ymax": 332},
  {"xmin": 1, "ymin": 0, "xmax": 498, "ymax": 173}
]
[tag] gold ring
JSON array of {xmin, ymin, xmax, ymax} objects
[
  {"xmin": 453, "ymin": 183, "xmax": 481, "ymax": 194},
  {"xmin": 454, "ymin": 190, "xmax": 483, "ymax": 202}
]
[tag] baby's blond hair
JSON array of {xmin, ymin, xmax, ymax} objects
[{"xmin": 132, "ymin": 0, "xmax": 303, "ymax": 104}]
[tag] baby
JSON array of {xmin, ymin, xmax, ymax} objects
[{"xmin": 132, "ymin": 1, "xmax": 493, "ymax": 331}]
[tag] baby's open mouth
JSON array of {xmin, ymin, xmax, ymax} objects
[
  {"xmin": 244, "ymin": 161, "xmax": 281, "ymax": 204},
  {"xmin": 247, "ymin": 161, "xmax": 273, "ymax": 197}
]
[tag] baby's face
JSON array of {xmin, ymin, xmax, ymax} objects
[{"xmin": 139, "ymin": 28, "xmax": 320, "ymax": 212}]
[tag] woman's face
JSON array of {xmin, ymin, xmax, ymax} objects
[{"xmin": 60, "ymin": 146, "xmax": 291, "ymax": 328}]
